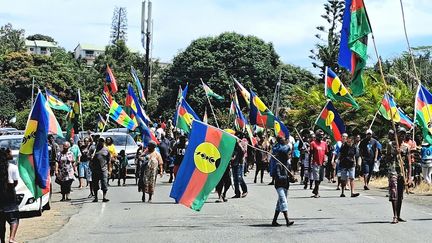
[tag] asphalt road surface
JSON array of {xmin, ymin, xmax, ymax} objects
[{"xmin": 34, "ymin": 172, "xmax": 432, "ymax": 243}]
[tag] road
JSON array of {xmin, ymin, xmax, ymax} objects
[{"xmin": 33, "ymin": 172, "xmax": 432, "ymax": 243}]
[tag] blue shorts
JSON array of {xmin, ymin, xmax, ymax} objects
[
  {"xmin": 362, "ymin": 160, "xmax": 374, "ymax": 175},
  {"xmin": 79, "ymin": 161, "xmax": 91, "ymax": 180},
  {"xmin": 275, "ymin": 187, "xmax": 288, "ymax": 212},
  {"xmin": 341, "ymin": 167, "xmax": 355, "ymax": 180}
]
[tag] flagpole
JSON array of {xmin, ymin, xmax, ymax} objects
[
  {"xmin": 101, "ymin": 114, "xmax": 110, "ymax": 133},
  {"xmin": 368, "ymin": 110, "xmax": 379, "ymax": 130},
  {"xmin": 200, "ymin": 78, "xmax": 219, "ymax": 128},
  {"xmin": 366, "ymin": 5, "xmax": 409, "ymax": 193}
]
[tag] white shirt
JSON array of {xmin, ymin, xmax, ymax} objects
[
  {"xmin": 8, "ymin": 163, "xmax": 19, "ymax": 184},
  {"xmin": 155, "ymin": 128, "xmax": 165, "ymax": 140}
]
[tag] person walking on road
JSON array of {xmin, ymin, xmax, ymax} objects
[
  {"xmin": 338, "ymin": 134, "xmax": 360, "ymax": 198},
  {"xmin": 105, "ymin": 137, "xmax": 117, "ymax": 185},
  {"xmin": 271, "ymin": 147, "xmax": 294, "ymax": 227},
  {"xmin": 90, "ymin": 138, "xmax": 110, "ymax": 203},
  {"xmin": 254, "ymin": 134, "xmax": 269, "ymax": 184},
  {"xmin": 56, "ymin": 142, "xmax": 75, "ymax": 201},
  {"xmin": 231, "ymin": 136, "xmax": 248, "ymax": 198},
  {"xmin": 117, "ymin": 150, "xmax": 128, "ymax": 186},
  {"xmin": 79, "ymin": 137, "xmax": 93, "ymax": 197},
  {"xmin": 69, "ymin": 138, "xmax": 82, "ymax": 188},
  {"xmin": 420, "ymin": 141, "xmax": 432, "ymax": 184},
  {"xmin": 310, "ymin": 130, "xmax": 328, "ymax": 198},
  {"xmin": 171, "ymin": 135, "xmax": 187, "ymax": 180},
  {"xmin": 138, "ymin": 141, "xmax": 163, "ymax": 203},
  {"xmin": 0, "ymin": 148, "xmax": 19, "ymax": 243},
  {"xmin": 359, "ymin": 129, "xmax": 379, "ymax": 190}
]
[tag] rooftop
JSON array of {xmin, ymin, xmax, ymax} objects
[
  {"xmin": 25, "ymin": 40, "xmax": 57, "ymax": 48},
  {"xmin": 75, "ymin": 43, "xmax": 106, "ymax": 52}
]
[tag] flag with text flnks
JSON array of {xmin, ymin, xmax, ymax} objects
[
  {"xmin": 105, "ymin": 65, "xmax": 118, "ymax": 94},
  {"xmin": 130, "ymin": 66, "xmax": 147, "ymax": 103},
  {"xmin": 66, "ymin": 90, "xmax": 81, "ymax": 140},
  {"xmin": 234, "ymin": 78, "xmax": 251, "ymax": 105},
  {"xmin": 18, "ymin": 92, "xmax": 50, "ymax": 199},
  {"xmin": 45, "ymin": 89, "xmax": 71, "ymax": 112},
  {"xmin": 324, "ymin": 67, "xmax": 359, "ymax": 109},
  {"xmin": 338, "ymin": 0, "xmax": 371, "ymax": 97},
  {"xmin": 170, "ymin": 120, "xmax": 237, "ymax": 211},
  {"xmin": 249, "ymin": 89, "xmax": 275, "ymax": 129},
  {"xmin": 315, "ymin": 101, "xmax": 346, "ymax": 143},
  {"xmin": 109, "ymin": 100, "xmax": 137, "ymax": 130},
  {"xmin": 202, "ymin": 80, "xmax": 224, "ymax": 100},
  {"xmin": 415, "ymin": 84, "xmax": 432, "ymax": 144},
  {"xmin": 379, "ymin": 93, "xmax": 413, "ymax": 129},
  {"xmin": 274, "ymin": 116, "xmax": 290, "ymax": 139},
  {"xmin": 175, "ymin": 97, "xmax": 201, "ymax": 134}
]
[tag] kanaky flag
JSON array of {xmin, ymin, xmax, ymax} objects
[
  {"xmin": 249, "ymin": 89, "xmax": 275, "ymax": 129},
  {"xmin": 338, "ymin": 0, "xmax": 371, "ymax": 97},
  {"xmin": 45, "ymin": 89, "xmax": 71, "ymax": 112},
  {"xmin": 18, "ymin": 92, "xmax": 50, "ymax": 198},
  {"xmin": 170, "ymin": 120, "xmax": 236, "ymax": 211},
  {"xmin": 234, "ymin": 78, "xmax": 250, "ymax": 105},
  {"xmin": 415, "ymin": 85, "xmax": 432, "ymax": 144},
  {"xmin": 274, "ymin": 116, "xmax": 290, "ymax": 139},
  {"xmin": 106, "ymin": 65, "xmax": 118, "ymax": 94},
  {"xmin": 378, "ymin": 93, "xmax": 413, "ymax": 129},
  {"xmin": 66, "ymin": 90, "xmax": 81, "ymax": 140},
  {"xmin": 325, "ymin": 67, "xmax": 359, "ymax": 109},
  {"xmin": 175, "ymin": 97, "xmax": 201, "ymax": 134},
  {"xmin": 315, "ymin": 101, "xmax": 346, "ymax": 143}
]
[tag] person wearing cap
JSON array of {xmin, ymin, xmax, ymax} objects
[
  {"xmin": 309, "ymin": 130, "xmax": 328, "ymax": 198},
  {"xmin": 359, "ymin": 129, "xmax": 379, "ymax": 190},
  {"xmin": 138, "ymin": 141, "xmax": 163, "ymax": 203},
  {"xmin": 420, "ymin": 141, "xmax": 432, "ymax": 184}
]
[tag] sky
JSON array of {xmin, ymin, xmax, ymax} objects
[{"xmin": 1, "ymin": 0, "xmax": 431, "ymax": 73}]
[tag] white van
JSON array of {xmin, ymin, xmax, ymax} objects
[
  {"xmin": 0, "ymin": 135, "xmax": 51, "ymax": 217},
  {"xmin": 93, "ymin": 132, "xmax": 139, "ymax": 177}
]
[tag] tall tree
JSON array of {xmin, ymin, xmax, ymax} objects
[
  {"xmin": 309, "ymin": 0, "xmax": 345, "ymax": 78},
  {"xmin": 110, "ymin": 7, "xmax": 128, "ymax": 44},
  {"xmin": 0, "ymin": 23, "xmax": 25, "ymax": 55}
]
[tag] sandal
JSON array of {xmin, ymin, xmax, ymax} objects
[
  {"xmin": 287, "ymin": 221, "xmax": 294, "ymax": 227},
  {"xmin": 391, "ymin": 217, "xmax": 398, "ymax": 224}
]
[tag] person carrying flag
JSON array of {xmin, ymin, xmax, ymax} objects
[{"xmin": 310, "ymin": 130, "xmax": 328, "ymax": 198}]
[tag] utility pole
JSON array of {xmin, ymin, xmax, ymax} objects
[{"xmin": 141, "ymin": 0, "xmax": 152, "ymax": 106}]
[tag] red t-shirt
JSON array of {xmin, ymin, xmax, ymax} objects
[{"xmin": 310, "ymin": 140, "xmax": 328, "ymax": 165}]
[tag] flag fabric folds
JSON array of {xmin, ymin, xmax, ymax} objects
[
  {"xmin": 130, "ymin": 66, "xmax": 147, "ymax": 103},
  {"xmin": 274, "ymin": 116, "xmax": 290, "ymax": 139},
  {"xmin": 66, "ymin": 90, "xmax": 81, "ymax": 140},
  {"xmin": 378, "ymin": 93, "xmax": 413, "ymax": 129},
  {"xmin": 44, "ymin": 99, "xmax": 64, "ymax": 138},
  {"xmin": 234, "ymin": 78, "xmax": 250, "ymax": 104},
  {"xmin": 175, "ymin": 97, "xmax": 201, "ymax": 134},
  {"xmin": 249, "ymin": 90, "xmax": 275, "ymax": 129},
  {"xmin": 315, "ymin": 101, "xmax": 346, "ymax": 143},
  {"xmin": 232, "ymin": 98, "xmax": 247, "ymax": 131},
  {"xmin": 202, "ymin": 80, "xmax": 224, "ymax": 100},
  {"xmin": 182, "ymin": 83, "xmax": 189, "ymax": 99},
  {"xmin": 338, "ymin": 0, "xmax": 372, "ymax": 97},
  {"xmin": 203, "ymin": 107, "xmax": 208, "ymax": 124},
  {"xmin": 109, "ymin": 100, "xmax": 137, "ymax": 130},
  {"xmin": 18, "ymin": 92, "xmax": 50, "ymax": 198},
  {"xmin": 96, "ymin": 113, "xmax": 107, "ymax": 132},
  {"xmin": 415, "ymin": 85, "xmax": 432, "ymax": 144},
  {"xmin": 102, "ymin": 85, "xmax": 113, "ymax": 108},
  {"xmin": 324, "ymin": 67, "xmax": 359, "ymax": 109},
  {"xmin": 170, "ymin": 120, "xmax": 237, "ymax": 211},
  {"xmin": 45, "ymin": 89, "xmax": 71, "ymax": 112},
  {"xmin": 106, "ymin": 65, "xmax": 118, "ymax": 94}
]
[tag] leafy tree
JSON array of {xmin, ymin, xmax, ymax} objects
[
  {"xmin": 0, "ymin": 23, "xmax": 25, "ymax": 55},
  {"xmin": 26, "ymin": 34, "xmax": 56, "ymax": 43},
  {"xmin": 110, "ymin": 7, "xmax": 128, "ymax": 44},
  {"xmin": 158, "ymin": 32, "xmax": 315, "ymax": 123},
  {"xmin": 309, "ymin": 0, "xmax": 346, "ymax": 78},
  {"xmin": 0, "ymin": 86, "xmax": 16, "ymax": 123}
]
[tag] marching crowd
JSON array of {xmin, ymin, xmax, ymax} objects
[{"xmin": 3, "ymin": 118, "xmax": 432, "ymax": 242}]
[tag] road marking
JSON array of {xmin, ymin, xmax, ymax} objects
[
  {"xmin": 363, "ymin": 195, "xmax": 375, "ymax": 200},
  {"xmin": 101, "ymin": 203, "xmax": 106, "ymax": 215}
]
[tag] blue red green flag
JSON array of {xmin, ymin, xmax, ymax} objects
[
  {"xmin": 66, "ymin": 90, "xmax": 81, "ymax": 140},
  {"xmin": 325, "ymin": 67, "xmax": 359, "ymax": 109},
  {"xmin": 379, "ymin": 93, "xmax": 413, "ymax": 129},
  {"xmin": 249, "ymin": 90, "xmax": 275, "ymax": 129},
  {"xmin": 105, "ymin": 65, "xmax": 118, "ymax": 94},
  {"xmin": 415, "ymin": 85, "xmax": 432, "ymax": 144},
  {"xmin": 338, "ymin": 0, "xmax": 372, "ymax": 97},
  {"xmin": 45, "ymin": 89, "xmax": 71, "ymax": 112},
  {"xmin": 175, "ymin": 97, "xmax": 201, "ymax": 134},
  {"xmin": 315, "ymin": 101, "xmax": 346, "ymax": 143},
  {"xmin": 274, "ymin": 116, "xmax": 290, "ymax": 139},
  {"xmin": 170, "ymin": 120, "xmax": 237, "ymax": 211},
  {"xmin": 18, "ymin": 92, "xmax": 50, "ymax": 198}
]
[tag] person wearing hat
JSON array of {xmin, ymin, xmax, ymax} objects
[
  {"xmin": 359, "ymin": 129, "xmax": 379, "ymax": 190},
  {"xmin": 420, "ymin": 141, "xmax": 432, "ymax": 184},
  {"xmin": 138, "ymin": 141, "xmax": 163, "ymax": 203}
]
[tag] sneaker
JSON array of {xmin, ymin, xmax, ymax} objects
[
  {"xmin": 351, "ymin": 193, "xmax": 360, "ymax": 197},
  {"xmin": 231, "ymin": 195, "xmax": 241, "ymax": 199},
  {"xmin": 336, "ymin": 187, "xmax": 340, "ymax": 190},
  {"xmin": 241, "ymin": 192, "xmax": 248, "ymax": 198},
  {"xmin": 364, "ymin": 185, "xmax": 370, "ymax": 190},
  {"xmin": 272, "ymin": 222, "xmax": 281, "ymax": 227},
  {"xmin": 102, "ymin": 198, "xmax": 110, "ymax": 202},
  {"xmin": 286, "ymin": 221, "xmax": 294, "ymax": 227},
  {"xmin": 92, "ymin": 198, "xmax": 98, "ymax": 203},
  {"xmin": 340, "ymin": 193, "xmax": 346, "ymax": 197}
]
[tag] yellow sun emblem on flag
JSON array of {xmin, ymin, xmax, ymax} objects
[
  {"xmin": 331, "ymin": 77, "xmax": 348, "ymax": 96},
  {"xmin": 194, "ymin": 142, "xmax": 220, "ymax": 174},
  {"xmin": 325, "ymin": 111, "xmax": 335, "ymax": 128}
]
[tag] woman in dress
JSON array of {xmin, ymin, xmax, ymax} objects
[
  {"xmin": 56, "ymin": 142, "xmax": 75, "ymax": 201},
  {"xmin": 138, "ymin": 141, "xmax": 163, "ymax": 202}
]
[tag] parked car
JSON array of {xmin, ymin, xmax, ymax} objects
[
  {"xmin": 93, "ymin": 132, "xmax": 139, "ymax": 177},
  {"xmin": 0, "ymin": 135, "xmax": 51, "ymax": 217},
  {"xmin": 0, "ymin": 127, "xmax": 18, "ymax": 135}
]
